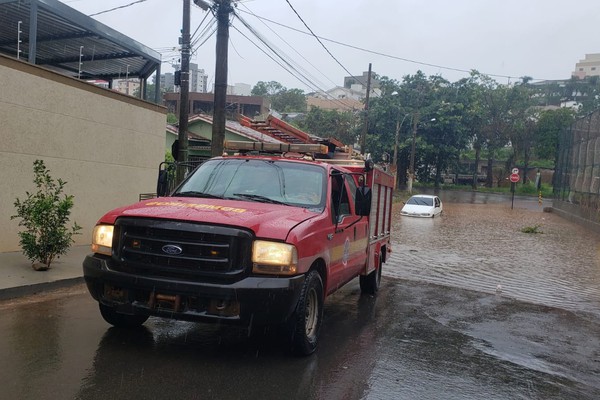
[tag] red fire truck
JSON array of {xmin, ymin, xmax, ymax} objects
[{"xmin": 83, "ymin": 141, "xmax": 394, "ymax": 355}]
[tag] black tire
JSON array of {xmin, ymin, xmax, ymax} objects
[
  {"xmin": 289, "ymin": 270, "xmax": 324, "ymax": 356},
  {"xmin": 99, "ymin": 303, "xmax": 149, "ymax": 328},
  {"xmin": 360, "ymin": 257, "xmax": 382, "ymax": 295}
]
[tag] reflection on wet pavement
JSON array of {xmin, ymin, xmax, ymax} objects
[{"xmin": 387, "ymin": 192, "xmax": 600, "ymax": 317}]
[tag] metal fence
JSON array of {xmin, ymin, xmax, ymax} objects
[
  {"xmin": 554, "ymin": 110, "xmax": 600, "ymax": 222},
  {"xmin": 139, "ymin": 160, "xmax": 206, "ymax": 201}
]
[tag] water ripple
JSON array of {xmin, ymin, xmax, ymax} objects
[{"xmin": 385, "ymin": 199, "xmax": 600, "ymax": 317}]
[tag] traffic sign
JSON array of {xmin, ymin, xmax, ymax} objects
[
  {"xmin": 510, "ymin": 173, "xmax": 520, "ymax": 183},
  {"xmin": 511, "ymin": 168, "xmax": 519, "ymax": 174}
]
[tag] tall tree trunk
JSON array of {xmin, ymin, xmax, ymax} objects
[
  {"xmin": 472, "ymin": 143, "xmax": 481, "ymax": 189},
  {"xmin": 552, "ymin": 140, "xmax": 561, "ymax": 189},
  {"xmin": 523, "ymin": 147, "xmax": 530, "ymax": 184},
  {"xmin": 435, "ymin": 159, "xmax": 442, "ymax": 189},
  {"xmin": 486, "ymin": 149, "xmax": 494, "ymax": 188}
]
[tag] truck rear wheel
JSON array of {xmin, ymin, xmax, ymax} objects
[
  {"xmin": 360, "ymin": 257, "xmax": 382, "ymax": 295},
  {"xmin": 289, "ymin": 270, "xmax": 324, "ymax": 356},
  {"xmin": 99, "ymin": 303, "xmax": 149, "ymax": 328}
]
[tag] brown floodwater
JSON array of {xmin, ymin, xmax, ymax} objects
[{"xmin": 387, "ymin": 192, "xmax": 600, "ymax": 317}]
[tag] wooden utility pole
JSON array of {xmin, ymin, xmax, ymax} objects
[
  {"xmin": 360, "ymin": 63, "xmax": 372, "ymax": 155},
  {"xmin": 177, "ymin": 0, "xmax": 191, "ymax": 183},
  {"xmin": 211, "ymin": 0, "xmax": 234, "ymax": 157}
]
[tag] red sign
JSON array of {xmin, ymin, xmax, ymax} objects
[{"xmin": 510, "ymin": 173, "xmax": 520, "ymax": 183}]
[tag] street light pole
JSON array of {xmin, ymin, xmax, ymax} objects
[
  {"xmin": 393, "ymin": 115, "xmax": 409, "ymax": 169},
  {"xmin": 393, "ymin": 113, "xmax": 409, "ymax": 187},
  {"xmin": 407, "ymin": 111, "xmax": 420, "ymax": 194}
]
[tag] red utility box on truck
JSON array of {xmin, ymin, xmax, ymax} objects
[{"xmin": 83, "ymin": 141, "xmax": 394, "ymax": 355}]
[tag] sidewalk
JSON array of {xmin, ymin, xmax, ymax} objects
[{"xmin": 0, "ymin": 245, "xmax": 90, "ymax": 300}]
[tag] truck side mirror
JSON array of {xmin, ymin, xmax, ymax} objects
[
  {"xmin": 157, "ymin": 169, "xmax": 169, "ymax": 197},
  {"xmin": 355, "ymin": 186, "xmax": 371, "ymax": 216}
]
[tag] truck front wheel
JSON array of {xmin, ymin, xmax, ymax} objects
[
  {"xmin": 289, "ymin": 270, "xmax": 324, "ymax": 356},
  {"xmin": 360, "ymin": 256, "xmax": 382, "ymax": 295},
  {"xmin": 99, "ymin": 303, "xmax": 149, "ymax": 328}
]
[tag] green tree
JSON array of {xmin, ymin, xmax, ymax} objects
[
  {"xmin": 251, "ymin": 81, "xmax": 307, "ymax": 113},
  {"xmin": 471, "ymin": 73, "xmax": 530, "ymax": 187},
  {"xmin": 454, "ymin": 72, "xmax": 488, "ymax": 188},
  {"xmin": 271, "ymin": 88, "xmax": 307, "ymax": 112},
  {"xmin": 399, "ymin": 72, "xmax": 447, "ymax": 190},
  {"xmin": 535, "ymin": 108, "xmax": 576, "ymax": 160},
  {"xmin": 167, "ymin": 112, "xmax": 178, "ymax": 124},
  {"xmin": 251, "ymin": 81, "xmax": 283, "ymax": 96},
  {"xmin": 504, "ymin": 78, "xmax": 538, "ymax": 182},
  {"xmin": 421, "ymin": 93, "xmax": 469, "ymax": 188},
  {"xmin": 361, "ymin": 76, "xmax": 408, "ymax": 184},
  {"xmin": 535, "ymin": 108, "xmax": 576, "ymax": 187},
  {"xmin": 298, "ymin": 106, "xmax": 358, "ymax": 146}
]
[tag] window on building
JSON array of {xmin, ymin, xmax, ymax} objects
[{"xmin": 592, "ymin": 67, "xmax": 597, "ymax": 71}]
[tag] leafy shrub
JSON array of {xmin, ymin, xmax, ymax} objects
[{"xmin": 11, "ymin": 160, "xmax": 81, "ymax": 269}]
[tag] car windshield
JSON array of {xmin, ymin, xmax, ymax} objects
[
  {"xmin": 407, "ymin": 196, "xmax": 433, "ymax": 206},
  {"xmin": 174, "ymin": 158, "xmax": 327, "ymax": 211}
]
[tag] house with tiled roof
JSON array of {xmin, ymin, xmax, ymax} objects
[{"xmin": 167, "ymin": 113, "xmax": 347, "ymax": 160}]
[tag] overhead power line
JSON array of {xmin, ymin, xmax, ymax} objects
[
  {"xmin": 283, "ymin": 0, "xmax": 366, "ymax": 87},
  {"xmin": 88, "ymin": 0, "xmax": 148, "ymax": 17},
  {"xmin": 234, "ymin": 12, "xmax": 360, "ymax": 110},
  {"xmin": 235, "ymin": 12, "xmax": 331, "ymax": 93},
  {"xmin": 239, "ymin": 2, "xmax": 340, "ymax": 91},
  {"xmin": 238, "ymin": 9, "xmax": 547, "ymax": 82}
]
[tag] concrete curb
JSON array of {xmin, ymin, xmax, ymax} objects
[
  {"xmin": 0, "ymin": 245, "xmax": 89, "ymax": 301},
  {"xmin": 0, "ymin": 277, "xmax": 85, "ymax": 301}
]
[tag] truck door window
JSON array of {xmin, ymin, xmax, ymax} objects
[
  {"xmin": 346, "ymin": 175, "xmax": 358, "ymax": 213},
  {"xmin": 331, "ymin": 173, "xmax": 350, "ymax": 223}
]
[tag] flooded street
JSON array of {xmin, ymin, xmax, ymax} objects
[
  {"xmin": 388, "ymin": 192, "xmax": 600, "ymax": 317},
  {"xmin": 1, "ymin": 191, "xmax": 600, "ymax": 399}
]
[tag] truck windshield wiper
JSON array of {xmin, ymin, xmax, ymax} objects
[
  {"xmin": 233, "ymin": 193, "xmax": 289, "ymax": 205},
  {"xmin": 173, "ymin": 191, "xmax": 223, "ymax": 199}
]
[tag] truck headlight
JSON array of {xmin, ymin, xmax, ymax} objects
[
  {"xmin": 92, "ymin": 225, "xmax": 114, "ymax": 256},
  {"xmin": 252, "ymin": 240, "xmax": 298, "ymax": 275}
]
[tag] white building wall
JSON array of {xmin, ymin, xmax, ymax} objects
[
  {"xmin": 234, "ymin": 83, "xmax": 251, "ymax": 96},
  {"xmin": 0, "ymin": 55, "xmax": 166, "ymax": 252},
  {"xmin": 189, "ymin": 63, "xmax": 208, "ymax": 93}
]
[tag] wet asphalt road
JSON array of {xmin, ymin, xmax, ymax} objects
[{"xmin": 1, "ymin": 192, "xmax": 600, "ymax": 399}]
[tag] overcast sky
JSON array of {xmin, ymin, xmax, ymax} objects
[{"xmin": 66, "ymin": 0, "xmax": 600, "ymax": 91}]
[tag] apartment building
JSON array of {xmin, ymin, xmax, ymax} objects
[{"xmin": 572, "ymin": 54, "xmax": 600, "ymax": 79}]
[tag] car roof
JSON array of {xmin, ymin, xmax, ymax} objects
[{"xmin": 410, "ymin": 194, "xmax": 438, "ymax": 199}]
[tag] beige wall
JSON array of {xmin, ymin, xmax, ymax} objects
[{"xmin": 0, "ymin": 55, "xmax": 166, "ymax": 252}]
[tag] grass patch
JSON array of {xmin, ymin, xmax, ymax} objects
[
  {"xmin": 521, "ymin": 224, "xmax": 543, "ymax": 234},
  {"xmin": 411, "ymin": 182, "xmax": 553, "ymax": 199}
]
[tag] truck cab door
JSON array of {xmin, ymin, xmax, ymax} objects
[{"xmin": 327, "ymin": 172, "xmax": 369, "ymax": 293}]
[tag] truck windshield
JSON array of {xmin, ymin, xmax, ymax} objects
[{"xmin": 174, "ymin": 159, "xmax": 327, "ymax": 211}]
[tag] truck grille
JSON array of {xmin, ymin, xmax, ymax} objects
[{"xmin": 112, "ymin": 218, "xmax": 253, "ymax": 282}]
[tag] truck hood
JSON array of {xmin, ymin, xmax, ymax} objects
[{"xmin": 99, "ymin": 197, "xmax": 320, "ymax": 241}]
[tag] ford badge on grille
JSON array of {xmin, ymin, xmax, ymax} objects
[{"xmin": 162, "ymin": 244, "xmax": 183, "ymax": 255}]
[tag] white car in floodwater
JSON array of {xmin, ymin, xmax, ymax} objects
[{"xmin": 400, "ymin": 195, "xmax": 443, "ymax": 218}]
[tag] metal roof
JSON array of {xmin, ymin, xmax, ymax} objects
[{"xmin": 0, "ymin": 0, "xmax": 161, "ymax": 82}]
